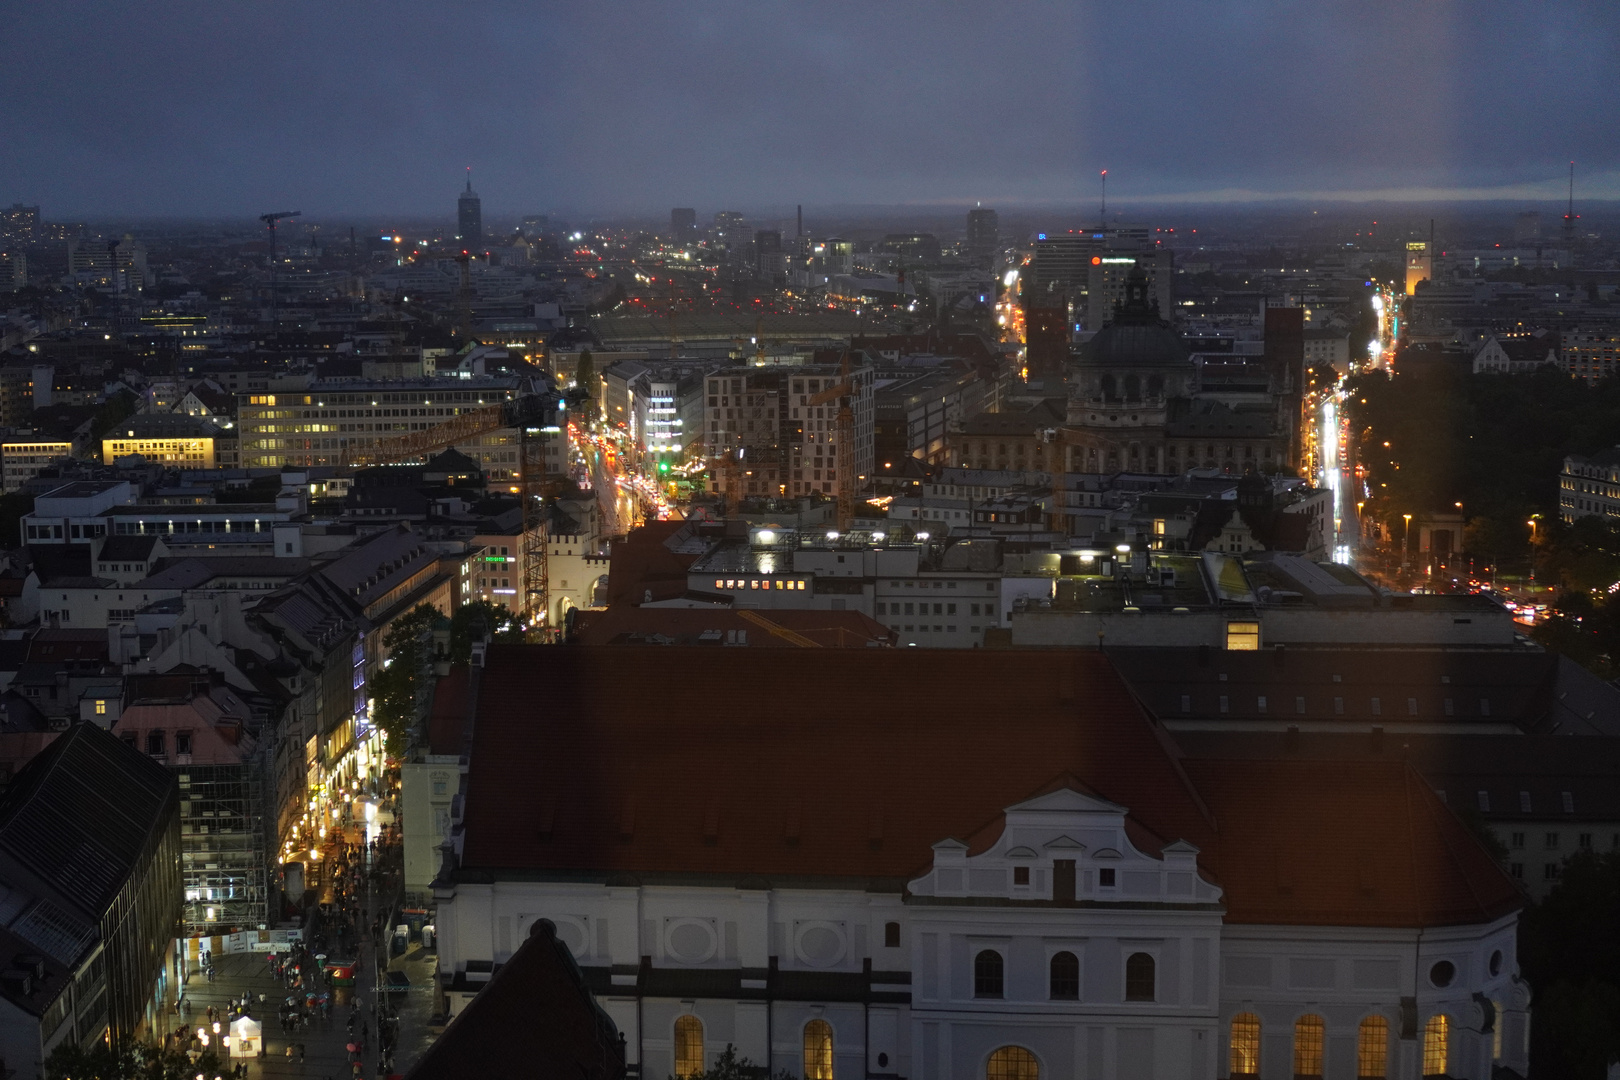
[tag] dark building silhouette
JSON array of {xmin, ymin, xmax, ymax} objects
[
  {"xmin": 966, "ymin": 206, "xmax": 999, "ymax": 262},
  {"xmin": 1262, "ymin": 306, "xmax": 1305, "ymax": 466},
  {"xmin": 1023, "ymin": 301, "xmax": 1071, "ymax": 389},
  {"xmin": 670, "ymin": 208, "xmax": 696, "ymax": 243},
  {"xmin": 458, "ymin": 173, "xmax": 483, "ymax": 251}
]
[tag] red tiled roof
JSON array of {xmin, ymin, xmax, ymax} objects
[
  {"xmin": 569, "ymin": 607, "xmax": 894, "ymax": 648},
  {"xmin": 604, "ymin": 522, "xmax": 704, "ymax": 606},
  {"xmin": 463, "ymin": 646, "xmax": 1216, "ymax": 882},
  {"xmin": 26, "ymin": 630, "xmax": 109, "ymax": 663},
  {"xmin": 427, "ymin": 665, "xmax": 470, "ymax": 757},
  {"xmin": 461, "ymin": 647, "xmax": 1519, "ymax": 928},
  {"xmin": 1183, "ymin": 757, "xmax": 1522, "ymax": 928}
]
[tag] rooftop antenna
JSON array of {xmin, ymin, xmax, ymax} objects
[
  {"xmin": 258, "ymin": 210, "xmax": 301, "ymax": 341},
  {"xmin": 1099, "ymin": 169, "xmax": 1107, "ymax": 230}
]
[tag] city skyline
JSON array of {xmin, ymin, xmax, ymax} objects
[{"xmin": 3, "ymin": 1, "xmax": 1620, "ymax": 216}]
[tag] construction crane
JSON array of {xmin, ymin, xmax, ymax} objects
[
  {"xmin": 807, "ymin": 349, "xmax": 859, "ymax": 530},
  {"xmin": 259, "ymin": 210, "xmax": 301, "ymax": 339},
  {"xmin": 339, "ymin": 394, "xmax": 561, "ymax": 640},
  {"xmin": 736, "ymin": 609, "xmax": 822, "ymax": 647}
]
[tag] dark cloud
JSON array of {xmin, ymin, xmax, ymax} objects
[{"xmin": 2, "ymin": 0, "xmax": 1617, "ymax": 217}]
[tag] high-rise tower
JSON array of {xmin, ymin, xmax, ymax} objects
[
  {"xmin": 671, "ymin": 208, "xmax": 697, "ymax": 242},
  {"xmin": 458, "ymin": 169, "xmax": 483, "ymax": 250},
  {"xmin": 966, "ymin": 206, "xmax": 999, "ymax": 264}
]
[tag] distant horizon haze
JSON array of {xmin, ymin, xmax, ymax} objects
[{"xmin": 3, "ymin": 2, "xmax": 1617, "ymax": 219}]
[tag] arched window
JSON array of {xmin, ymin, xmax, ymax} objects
[
  {"xmin": 985, "ymin": 1046, "xmax": 1039, "ymax": 1080},
  {"xmin": 1294, "ymin": 1015, "xmax": 1325, "ymax": 1079},
  {"xmin": 1229, "ymin": 1013, "xmax": 1260, "ymax": 1077},
  {"xmin": 803, "ymin": 1019, "xmax": 833, "ymax": 1080},
  {"xmin": 974, "ymin": 949, "xmax": 1004, "ymax": 998},
  {"xmin": 1124, "ymin": 952, "xmax": 1155, "ymax": 1001},
  {"xmin": 1048, "ymin": 951, "xmax": 1079, "ymax": 1000},
  {"xmin": 674, "ymin": 1015, "xmax": 704, "ymax": 1078},
  {"xmin": 1148, "ymin": 374, "xmax": 1165, "ymax": 399},
  {"xmin": 1358, "ymin": 1015, "xmax": 1389, "ymax": 1079},
  {"xmin": 1422, "ymin": 1015, "xmax": 1449, "ymax": 1078},
  {"xmin": 1123, "ymin": 374, "xmax": 1141, "ymax": 401},
  {"xmin": 1100, "ymin": 374, "xmax": 1117, "ymax": 400}
]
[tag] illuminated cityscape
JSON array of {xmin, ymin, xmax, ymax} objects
[{"xmin": 1, "ymin": 5, "xmax": 1620, "ymax": 1080}]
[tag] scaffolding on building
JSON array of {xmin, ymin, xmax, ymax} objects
[{"xmin": 179, "ymin": 756, "xmax": 269, "ymax": 936}]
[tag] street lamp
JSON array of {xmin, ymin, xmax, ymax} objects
[{"xmin": 1402, "ymin": 513, "xmax": 1412, "ymax": 573}]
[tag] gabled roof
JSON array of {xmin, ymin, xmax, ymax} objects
[{"xmin": 404, "ymin": 919, "xmax": 623, "ymax": 1080}]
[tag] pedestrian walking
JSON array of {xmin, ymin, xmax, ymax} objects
[{"xmin": 299, "ymin": 1044, "xmax": 306, "ymax": 1064}]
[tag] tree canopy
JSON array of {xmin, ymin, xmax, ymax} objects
[{"xmin": 1519, "ymin": 849, "xmax": 1620, "ymax": 1078}]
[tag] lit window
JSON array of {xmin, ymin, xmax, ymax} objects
[
  {"xmin": 1294, "ymin": 1015, "xmax": 1325, "ymax": 1079},
  {"xmin": 94, "ymin": 700, "xmax": 106, "ymax": 715},
  {"xmin": 1358, "ymin": 1016, "xmax": 1389, "ymax": 1079},
  {"xmin": 1422, "ymin": 1015, "xmax": 1448, "ymax": 1077},
  {"xmin": 974, "ymin": 950, "xmax": 1004, "ymax": 998},
  {"xmin": 1124, "ymin": 952, "xmax": 1155, "ymax": 1001},
  {"xmin": 1229, "ymin": 1013, "xmax": 1260, "ymax": 1078},
  {"xmin": 1225, "ymin": 621, "xmax": 1260, "ymax": 650},
  {"xmin": 674, "ymin": 1015, "xmax": 704, "ymax": 1078},
  {"xmin": 985, "ymin": 1047, "xmax": 1038, "ymax": 1080},
  {"xmin": 803, "ymin": 1019, "xmax": 833, "ymax": 1080},
  {"xmin": 1048, "ymin": 951, "xmax": 1079, "ymax": 1000}
]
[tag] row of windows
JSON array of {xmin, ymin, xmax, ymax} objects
[
  {"xmin": 1181, "ymin": 693, "xmax": 1492, "ymax": 717},
  {"xmin": 878, "ymin": 602, "xmax": 1000, "ymax": 618},
  {"xmin": 1507, "ymin": 830, "xmax": 1612, "ymax": 850},
  {"xmin": 1229, "ymin": 1011, "xmax": 1459, "ymax": 1080},
  {"xmin": 124, "ymin": 730, "xmax": 193, "ymax": 756},
  {"xmin": 712, "ymin": 579, "xmax": 807, "ymax": 591},
  {"xmin": 972, "ymin": 949, "xmax": 1154, "ymax": 1002}
]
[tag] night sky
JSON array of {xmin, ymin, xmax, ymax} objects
[{"xmin": 4, "ymin": 1, "xmax": 1618, "ymax": 218}]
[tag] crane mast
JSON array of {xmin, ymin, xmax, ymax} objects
[{"xmin": 259, "ymin": 210, "xmax": 301, "ymax": 340}]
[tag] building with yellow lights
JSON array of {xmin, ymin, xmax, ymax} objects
[
  {"xmin": 102, "ymin": 414, "xmax": 219, "ymax": 468},
  {"xmin": 235, "ymin": 377, "xmax": 563, "ymax": 483},
  {"xmin": 2, "ymin": 437, "xmax": 75, "ymax": 492}
]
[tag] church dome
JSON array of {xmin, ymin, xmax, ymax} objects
[{"xmin": 1078, "ymin": 267, "xmax": 1186, "ymax": 367}]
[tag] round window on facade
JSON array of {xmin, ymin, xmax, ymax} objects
[
  {"xmin": 1429, "ymin": 960, "xmax": 1456, "ymax": 988},
  {"xmin": 1489, "ymin": 950, "xmax": 1503, "ymax": 977}
]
